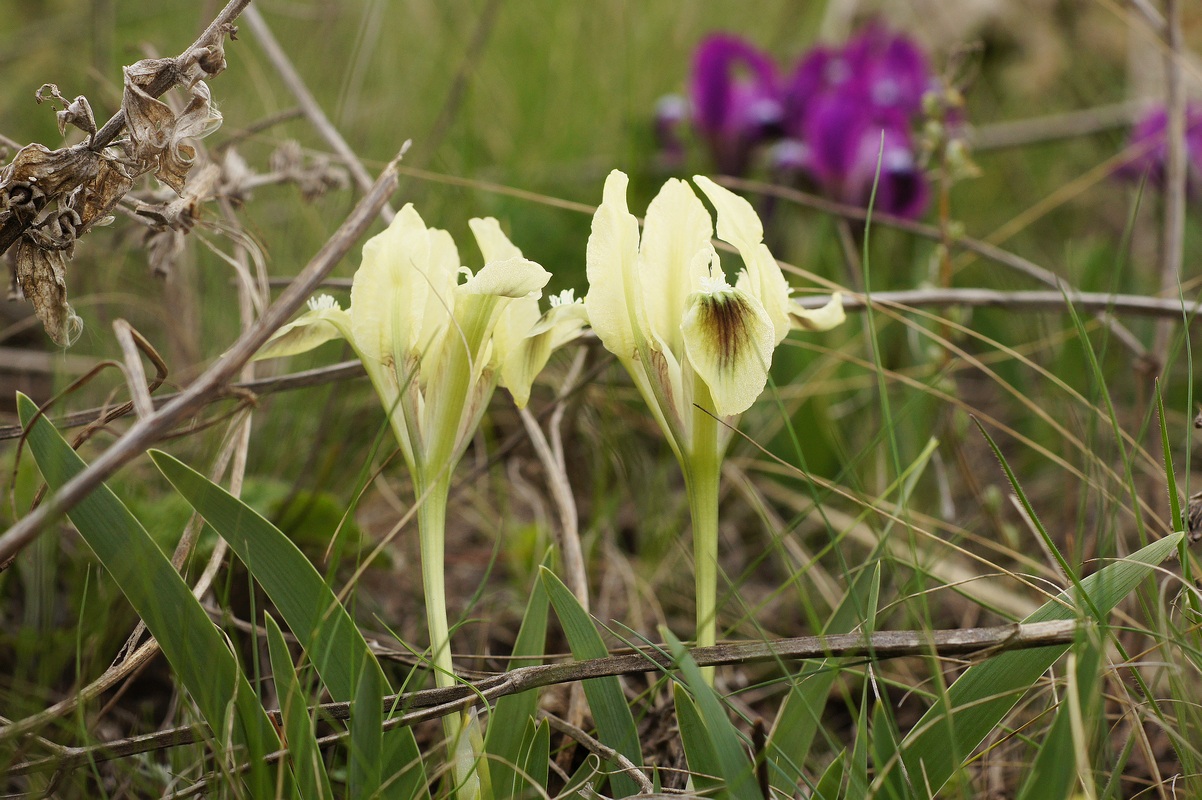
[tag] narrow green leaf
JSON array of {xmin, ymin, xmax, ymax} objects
[
  {"xmin": 519, "ymin": 719, "xmax": 550, "ymax": 797},
  {"xmin": 266, "ymin": 614, "xmax": 334, "ymax": 800},
  {"xmin": 673, "ymin": 684, "xmax": 722, "ymax": 796},
  {"xmin": 16, "ymin": 394, "xmax": 281, "ymax": 796},
  {"xmin": 540, "ymin": 566, "xmax": 642, "ymax": 798},
  {"xmin": 151, "ymin": 450, "xmax": 374, "ymax": 701},
  {"xmin": 767, "ymin": 565, "xmax": 880, "ymax": 794},
  {"xmin": 845, "ymin": 682, "xmax": 869, "ymax": 800},
  {"xmin": 812, "ymin": 750, "xmax": 845, "ymax": 800},
  {"xmin": 152, "ymin": 450, "xmax": 426, "ymax": 800},
  {"xmin": 887, "ymin": 531, "xmax": 1183, "ymax": 797},
  {"xmin": 485, "ymin": 566, "xmax": 549, "ymax": 800},
  {"xmin": 350, "ymin": 652, "xmax": 384, "ymax": 798},
  {"xmin": 665, "ymin": 630, "xmax": 758, "ymax": 800},
  {"xmin": 380, "ymin": 725, "xmax": 430, "ymax": 800}
]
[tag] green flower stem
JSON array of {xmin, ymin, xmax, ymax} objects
[
  {"xmin": 415, "ymin": 472, "xmax": 462, "ymax": 745},
  {"xmin": 684, "ymin": 380, "xmax": 722, "ymax": 686}
]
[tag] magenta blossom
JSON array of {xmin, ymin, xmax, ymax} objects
[
  {"xmin": 687, "ymin": 34, "xmax": 783, "ymax": 175},
  {"xmin": 778, "ymin": 24, "xmax": 933, "ymax": 218},
  {"xmin": 1116, "ymin": 105, "xmax": 1202, "ymax": 193},
  {"xmin": 775, "ymin": 95, "xmax": 928, "ymax": 219}
]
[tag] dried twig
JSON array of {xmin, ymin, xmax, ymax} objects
[
  {"xmin": 8, "ymin": 619, "xmax": 1081, "ymax": 776},
  {"xmin": 0, "ymin": 150, "xmax": 405, "ymax": 566},
  {"xmin": 5, "ymin": 286, "xmax": 1198, "ymax": 444},
  {"xmin": 723, "ymin": 176, "xmax": 1149, "ymax": 360},
  {"xmin": 240, "ymin": 6, "xmax": 394, "ymax": 223}
]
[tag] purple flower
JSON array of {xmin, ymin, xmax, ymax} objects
[
  {"xmin": 776, "ymin": 23, "xmax": 933, "ymax": 218},
  {"xmin": 1117, "ymin": 105, "xmax": 1202, "ymax": 192},
  {"xmin": 840, "ymin": 23, "xmax": 932, "ymax": 117},
  {"xmin": 776, "ymin": 94, "xmax": 928, "ymax": 219},
  {"xmin": 689, "ymin": 34, "xmax": 783, "ymax": 175}
]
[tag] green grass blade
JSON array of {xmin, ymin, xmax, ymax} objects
[
  {"xmin": 1015, "ymin": 632, "xmax": 1101, "ymax": 800},
  {"xmin": 665, "ymin": 629, "xmax": 758, "ymax": 800},
  {"xmin": 812, "ymin": 750, "xmax": 845, "ymax": 799},
  {"xmin": 519, "ymin": 719, "xmax": 550, "ymax": 797},
  {"xmin": 886, "ymin": 531, "xmax": 1182, "ymax": 797},
  {"xmin": 485, "ymin": 565, "xmax": 549, "ymax": 800},
  {"xmin": 266, "ymin": 613, "xmax": 334, "ymax": 800},
  {"xmin": 16, "ymin": 394, "xmax": 281, "ymax": 796},
  {"xmin": 1155, "ymin": 380, "xmax": 1186, "ymax": 535},
  {"xmin": 349, "ymin": 650, "xmax": 384, "ymax": 798},
  {"xmin": 380, "ymin": 724, "xmax": 430, "ymax": 800},
  {"xmin": 539, "ymin": 566, "xmax": 642, "ymax": 798}
]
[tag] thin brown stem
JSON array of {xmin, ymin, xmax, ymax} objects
[{"xmin": 8, "ymin": 619, "xmax": 1081, "ymax": 777}]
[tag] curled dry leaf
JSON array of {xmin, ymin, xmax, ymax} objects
[
  {"xmin": 13, "ymin": 231, "xmax": 81, "ymax": 347},
  {"xmin": 35, "ymin": 83, "xmax": 97, "ymax": 142},
  {"xmin": 122, "ymin": 59, "xmax": 222, "ymax": 194},
  {"xmin": 0, "ymin": 144, "xmax": 101, "ymax": 216}
]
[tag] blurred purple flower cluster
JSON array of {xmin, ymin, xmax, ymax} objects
[
  {"xmin": 1116, "ymin": 105, "xmax": 1202, "ymax": 194},
  {"xmin": 657, "ymin": 24, "xmax": 938, "ymax": 219}
]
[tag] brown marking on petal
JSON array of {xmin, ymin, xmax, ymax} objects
[{"xmin": 696, "ymin": 292, "xmax": 755, "ymax": 370}]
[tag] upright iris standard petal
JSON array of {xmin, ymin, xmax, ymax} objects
[
  {"xmin": 585, "ymin": 170, "xmax": 644, "ymax": 362},
  {"xmin": 681, "ymin": 278, "xmax": 775, "ymax": 417},
  {"xmin": 351, "ymin": 204, "xmax": 433, "ymax": 369},
  {"xmin": 638, "ymin": 178, "xmax": 714, "ymax": 352}
]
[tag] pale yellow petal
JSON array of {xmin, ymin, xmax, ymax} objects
[
  {"xmin": 500, "ymin": 299, "xmax": 588, "ymax": 407},
  {"xmin": 460, "ymin": 257, "xmax": 550, "ymax": 298},
  {"xmin": 351, "ymin": 204, "xmax": 430, "ymax": 365},
  {"xmin": 638, "ymin": 179, "xmax": 713, "ymax": 351},
  {"xmin": 680, "ymin": 286, "xmax": 775, "ymax": 417},
  {"xmin": 468, "ymin": 217, "xmax": 524, "ymax": 262},
  {"xmin": 254, "ymin": 304, "xmax": 350, "ymax": 360},
  {"xmin": 789, "ymin": 293, "xmax": 846, "ymax": 332},
  {"xmin": 694, "ymin": 177, "xmax": 792, "ymax": 343},
  {"xmin": 584, "ymin": 170, "xmax": 643, "ymax": 360}
]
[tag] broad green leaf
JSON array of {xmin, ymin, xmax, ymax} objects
[
  {"xmin": 266, "ymin": 614, "xmax": 334, "ymax": 800},
  {"xmin": 485, "ymin": 565, "xmax": 550, "ymax": 800},
  {"xmin": 350, "ymin": 651, "xmax": 384, "ymax": 798},
  {"xmin": 16, "ymin": 394, "xmax": 281, "ymax": 797},
  {"xmin": 885, "ymin": 531, "xmax": 1183, "ymax": 797},
  {"xmin": 380, "ymin": 724, "xmax": 430, "ymax": 800},
  {"xmin": 665, "ymin": 630, "xmax": 758, "ymax": 800},
  {"xmin": 540, "ymin": 566, "xmax": 642, "ymax": 798},
  {"xmin": 1015, "ymin": 634, "xmax": 1101, "ymax": 800}
]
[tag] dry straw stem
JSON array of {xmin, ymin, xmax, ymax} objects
[
  {"xmin": 0, "ymin": 151, "xmax": 405, "ymax": 566},
  {"xmin": 1152, "ymin": 0, "xmax": 1187, "ymax": 370},
  {"xmin": 240, "ymin": 6, "xmax": 394, "ymax": 223},
  {"xmin": 8, "ymin": 619, "xmax": 1080, "ymax": 777}
]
